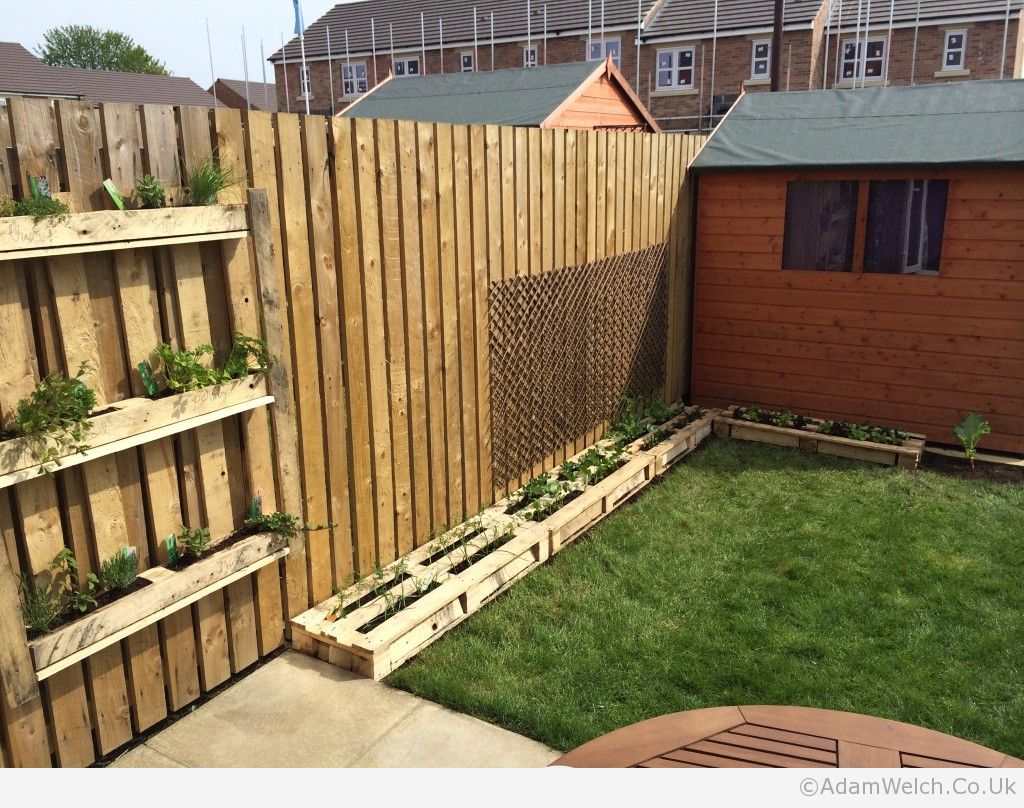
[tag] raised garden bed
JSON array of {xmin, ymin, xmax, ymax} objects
[
  {"xmin": 291, "ymin": 404, "xmax": 720, "ymax": 680},
  {"xmin": 30, "ymin": 530, "xmax": 288, "ymax": 681},
  {"xmin": 714, "ymin": 406, "xmax": 926, "ymax": 469},
  {"xmin": 0, "ymin": 204, "xmax": 248, "ymax": 262},
  {"xmin": 0, "ymin": 376, "xmax": 272, "ymax": 488}
]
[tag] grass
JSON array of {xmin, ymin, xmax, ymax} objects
[{"xmin": 388, "ymin": 438, "xmax": 1024, "ymax": 757}]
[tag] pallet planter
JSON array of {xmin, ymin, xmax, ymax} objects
[
  {"xmin": 0, "ymin": 204, "xmax": 249, "ymax": 261},
  {"xmin": 292, "ymin": 404, "xmax": 720, "ymax": 680},
  {"xmin": 30, "ymin": 530, "xmax": 288, "ymax": 681},
  {"xmin": 714, "ymin": 406, "xmax": 926, "ymax": 469},
  {"xmin": 0, "ymin": 376, "xmax": 273, "ymax": 488}
]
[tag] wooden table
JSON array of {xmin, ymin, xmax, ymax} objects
[{"xmin": 553, "ymin": 706, "xmax": 1024, "ymax": 768}]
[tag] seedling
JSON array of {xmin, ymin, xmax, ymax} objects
[
  {"xmin": 172, "ymin": 526, "xmax": 212, "ymax": 560},
  {"xmin": 221, "ymin": 333, "xmax": 274, "ymax": 379},
  {"xmin": 773, "ymin": 411, "xmax": 796, "ymax": 429},
  {"xmin": 954, "ymin": 413, "xmax": 991, "ymax": 470},
  {"xmin": 12, "ymin": 363, "xmax": 97, "ymax": 469},
  {"xmin": 99, "ymin": 547, "xmax": 138, "ymax": 591},
  {"xmin": 741, "ymin": 405, "xmax": 762, "ymax": 423},
  {"xmin": 134, "ymin": 174, "xmax": 166, "ymax": 209},
  {"xmin": 187, "ymin": 155, "xmax": 237, "ymax": 206},
  {"xmin": 817, "ymin": 420, "xmax": 835, "ymax": 434},
  {"xmin": 141, "ymin": 333, "xmax": 272, "ymax": 396}
]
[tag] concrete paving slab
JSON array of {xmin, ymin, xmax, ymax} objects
[
  {"xmin": 111, "ymin": 651, "xmax": 558, "ymax": 768},
  {"xmin": 110, "ymin": 745, "xmax": 186, "ymax": 768}
]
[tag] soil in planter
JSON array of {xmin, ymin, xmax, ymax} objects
[
  {"xmin": 735, "ymin": 407, "xmax": 908, "ymax": 447},
  {"xmin": 338, "ymin": 570, "xmax": 414, "ymax": 617},
  {"xmin": 26, "ymin": 577, "xmax": 152, "ymax": 640},
  {"xmin": 446, "ymin": 531, "xmax": 515, "ymax": 576},
  {"xmin": 921, "ymin": 451, "xmax": 1024, "ymax": 484},
  {"xmin": 527, "ymin": 488, "xmax": 583, "ymax": 521},
  {"xmin": 420, "ymin": 528, "xmax": 486, "ymax": 566},
  {"xmin": 357, "ymin": 578, "xmax": 445, "ymax": 634},
  {"xmin": 165, "ymin": 525, "xmax": 264, "ymax": 571}
]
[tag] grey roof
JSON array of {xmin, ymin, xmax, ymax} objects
[
  {"xmin": 272, "ymin": 0, "xmax": 657, "ymax": 62},
  {"xmin": 831, "ymin": 0, "xmax": 1022, "ymax": 27},
  {"xmin": 213, "ymin": 78, "xmax": 279, "ymax": 111},
  {"xmin": 644, "ymin": 0, "xmax": 825, "ymax": 40},
  {"xmin": 342, "ymin": 61, "xmax": 604, "ymax": 125},
  {"xmin": 692, "ymin": 80, "xmax": 1024, "ymax": 171},
  {"xmin": 0, "ymin": 42, "xmax": 216, "ymax": 107}
]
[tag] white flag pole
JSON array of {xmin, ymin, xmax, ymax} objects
[
  {"xmin": 490, "ymin": 12, "xmax": 495, "ymax": 70},
  {"xmin": 474, "ymin": 7, "xmax": 479, "ymax": 71}
]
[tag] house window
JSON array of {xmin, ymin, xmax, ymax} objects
[
  {"xmin": 942, "ymin": 30, "xmax": 967, "ymax": 71},
  {"xmin": 751, "ymin": 40, "xmax": 771, "ymax": 79},
  {"xmin": 460, "ymin": 52, "xmax": 474, "ymax": 72},
  {"xmin": 587, "ymin": 37, "xmax": 621, "ymax": 67},
  {"xmin": 782, "ymin": 181, "xmax": 859, "ymax": 271},
  {"xmin": 393, "ymin": 56, "xmax": 420, "ymax": 76},
  {"xmin": 523, "ymin": 46, "xmax": 538, "ymax": 68},
  {"xmin": 341, "ymin": 62, "xmax": 367, "ymax": 97},
  {"xmin": 656, "ymin": 47, "xmax": 695, "ymax": 90},
  {"xmin": 865, "ymin": 180, "xmax": 949, "ymax": 275},
  {"xmin": 299, "ymin": 66, "xmax": 312, "ymax": 98},
  {"xmin": 841, "ymin": 37, "xmax": 887, "ymax": 82}
]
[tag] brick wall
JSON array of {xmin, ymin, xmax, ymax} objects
[{"xmin": 272, "ymin": 17, "xmax": 1021, "ymax": 122}]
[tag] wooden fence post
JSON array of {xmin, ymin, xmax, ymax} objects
[
  {"xmin": 0, "ymin": 547, "xmax": 39, "ymax": 711},
  {"xmin": 246, "ymin": 187, "xmax": 309, "ymax": 620}
]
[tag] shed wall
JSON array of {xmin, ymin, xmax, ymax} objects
[{"xmin": 691, "ymin": 170, "xmax": 1024, "ymax": 454}]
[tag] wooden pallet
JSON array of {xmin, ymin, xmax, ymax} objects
[
  {"xmin": 291, "ymin": 406, "xmax": 718, "ymax": 680},
  {"xmin": 714, "ymin": 407, "xmax": 926, "ymax": 469}
]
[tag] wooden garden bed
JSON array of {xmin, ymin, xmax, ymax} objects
[
  {"xmin": 714, "ymin": 407, "xmax": 926, "ymax": 469},
  {"xmin": 0, "ymin": 376, "xmax": 273, "ymax": 487},
  {"xmin": 0, "ymin": 205, "xmax": 249, "ymax": 261},
  {"xmin": 30, "ymin": 530, "xmax": 288, "ymax": 681},
  {"xmin": 291, "ymin": 405, "xmax": 720, "ymax": 680}
]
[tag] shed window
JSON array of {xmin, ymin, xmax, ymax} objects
[
  {"xmin": 299, "ymin": 66, "xmax": 312, "ymax": 98},
  {"xmin": 751, "ymin": 41, "xmax": 771, "ymax": 79},
  {"xmin": 656, "ymin": 48, "xmax": 695, "ymax": 90},
  {"xmin": 942, "ymin": 31, "xmax": 967, "ymax": 71},
  {"xmin": 782, "ymin": 181, "xmax": 859, "ymax": 272},
  {"xmin": 865, "ymin": 180, "xmax": 948, "ymax": 275}
]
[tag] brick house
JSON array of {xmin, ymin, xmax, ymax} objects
[{"xmin": 270, "ymin": 0, "xmax": 1023, "ymax": 130}]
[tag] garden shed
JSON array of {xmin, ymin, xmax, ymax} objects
[
  {"xmin": 689, "ymin": 80, "xmax": 1024, "ymax": 454},
  {"xmin": 341, "ymin": 59, "xmax": 660, "ymax": 132}
]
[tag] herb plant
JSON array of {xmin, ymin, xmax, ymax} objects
[
  {"xmin": 134, "ymin": 174, "xmax": 166, "ymax": 209},
  {"xmin": 12, "ymin": 363, "xmax": 96, "ymax": 468},
  {"xmin": 187, "ymin": 155, "xmax": 237, "ymax": 206},
  {"xmin": 173, "ymin": 526, "xmax": 211, "ymax": 560},
  {"xmin": 11, "ymin": 195, "xmax": 71, "ymax": 221},
  {"xmin": 243, "ymin": 497, "xmax": 331, "ymax": 539},
  {"xmin": 221, "ymin": 333, "xmax": 274, "ymax": 379},
  {"xmin": 954, "ymin": 413, "xmax": 991, "ymax": 470},
  {"xmin": 150, "ymin": 343, "xmax": 221, "ymax": 392},
  {"xmin": 20, "ymin": 548, "xmax": 99, "ymax": 633},
  {"xmin": 99, "ymin": 547, "xmax": 138, "ymax": 591},
  {"xmin": 140, "ymin": 334, "xmax": 272, "ymax": 397},
  {"xmin": 19, "ymin": 575, "xmax": 63, "ymax": 634}
]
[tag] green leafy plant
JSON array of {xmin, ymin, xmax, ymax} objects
[
  {"xmin": 773, "ymin": 411, "xmax": 796, "ymax": 429},
  {"xmin": 12, "ymin": 363, "xmax": 97, "ymax": 468},
  {"xmin": 741, "ymin": 405, "xmax": 761, "ymax": 423},
  {"xmin": 817, "ymin": 420, "xmax": 835, "ymax": 434},
  {"xmin": 19, "ymin": 575, "xmax": 64, "ymax": 634},
  {"xmin": 12, "ymin": 195, "xmax": 71, "ymax": 221},
  {"xmin": 150, "ymin": 343, "xmax": 221, "ymax": 392},
  {"xmin": 187, "ymin": 155, "xmax": 237, "ymax": 206},
  {"xmin": 51, "ymin": 549, "xmax": 99, "ymax": 614},
  {"xmin": 954, "ymin": 413, "xmax": 991, "ymax": 470},
  {"xmin": 20, "ymin": 547, "xmax": 100, "ymax": 633},
  {"xmin": 221, "ymin": 333, "xmax": 273, "ymax": 379},
  {"xmin": 173, "ymin": 526, "xmax": 211, "ymax": 560},
  {"xmin": 141, "ymin": 334, "xmax": 271, "ymax": 397},
  {"xmin": 844, "ymin": 423, "xmax": 869, "ymax": 442},
  {"xmin": 243, "ymin": 497, "xmax": 331, "ymax": 539},
  {"xmin": 99, "ymin": 547, "xmax": 138, "ymax": 591},
  {"xmin": 134, "ymin": 174, "xmax": 166, "ymax": 209}
]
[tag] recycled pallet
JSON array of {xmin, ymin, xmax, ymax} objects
[
  {"xmin": 714, "ymin": 407, "xmax": 926, "ymax": 469},
  {"xmin": 291, "ymin": 404, "xmax": 717, "ymax": 680}
]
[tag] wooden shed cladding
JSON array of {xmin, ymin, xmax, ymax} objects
[{"xmin": 692, "ymin": 170, "xmax": 1024, "ymax": 454}]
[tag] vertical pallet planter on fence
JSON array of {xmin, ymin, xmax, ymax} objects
[{"xmin": 291, "ymin": 406, "xmax": 720, "ymax": 680}]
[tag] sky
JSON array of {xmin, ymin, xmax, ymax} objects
[{"xmin": 5, "ymin": 0, "xmax": 348, "ymax": 88}]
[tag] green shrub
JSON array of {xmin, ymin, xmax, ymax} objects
[
  {"xmin": 99, "ymin": 547, "xmax": 138, "ymax": 591},
  {"xmin": 13, "ymin": 364, "xmax": 97, "ymax": 468},
  {"xmin": 12, "ymin": 195, "xmax": 71, "ymax": 221},
  {"xmin": 134, "ymin": 174, "xmax": 166, "ymax": 209}
]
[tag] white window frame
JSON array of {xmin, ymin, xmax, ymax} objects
[
  {"xmin": 750, "ymin": 40, "xmax": 771, "ymax": 79},
  {"xmin": 298, "ymin": 65, "xmax": 312, "ymax": 99},
  {"xmin": 586, "ymin": 37, "xmax": 621, "ymax": 68},
  {"xmin": 840, "ymin": 36, "xmax": 888, "ymax": 83},
  {"xmin": 460, "ymin": 52, "xmax": 475, "ymax": 72},
  {"xmin": 941, "ymin": 29, "xmax": 967, "ymax": 71},
  {"xmin": 392, "ymin": 55, "xmax": 421, "ymax": 77},
  {"xmin": 655, "ymin": 47, "xmax": 696, "ymax": 91},
  {"xmin": 523, "ymin": 46, "xmax": 538, "ymax": 68},
  {"xmin": 340, "ymin": 61, "xmax": 367, "ymax": 98}
]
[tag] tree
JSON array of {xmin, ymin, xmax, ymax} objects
[{"xmin": 37, "ymin": 25, "xmax": 169, "ymax": 75}]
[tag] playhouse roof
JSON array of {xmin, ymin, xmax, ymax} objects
[{"xmin": 692, "ymin": 80, "xmax": 1024, "ymax": 172}]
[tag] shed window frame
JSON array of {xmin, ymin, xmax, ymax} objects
[
  {"xmin": 942, "ymin": 30, "xmax": 968, "ymax": 71},
  {"xmin": 393, "ymin": 56, "xmax": 421, "ymax": 77},
  {"xmin": 840, "ymin": 36, "xmax": 888, "ymax": 83},
  {"xmin": 656, "ymin": 47, "xmax": 696, "ymax": 91},
  {"xmin": 340, "ymin": 61, "xmax": 368, "ymax": 98},
  {"xmin": 751, "ymin": 40, "xmax": 771, "ymax": 79},
  {"xmin": 523, "ymin": 46, "xmax": 538, "ymax": 68}
]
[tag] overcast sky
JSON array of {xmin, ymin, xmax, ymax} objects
[{"xmin": 5, "ymin": 1, "xmax": 347, "ymax": 88}]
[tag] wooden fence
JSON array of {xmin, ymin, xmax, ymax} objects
[{"xmin": 0, "ymin": 95, "xmax": 703, "ymax": 766}]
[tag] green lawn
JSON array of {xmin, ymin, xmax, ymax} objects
[{"xmin": 388, "ymin": 438, "xmax": 1024, "ymax": 757}]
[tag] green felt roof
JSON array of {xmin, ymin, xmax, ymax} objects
[
  {"xmin": 692, "ymin": 80, "xmax": 1024, "ymax": 171},
  {"xmin": 341, "ymin": 61, "xmax": 602, "ymax": 125}
]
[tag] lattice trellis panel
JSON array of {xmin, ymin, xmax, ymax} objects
[{"xmin": 489, "ymin": 243, "xmax": 668, "ymax": 487}]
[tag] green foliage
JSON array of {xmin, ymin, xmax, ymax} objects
[
  {"xmin": 243, "ymin": 497, "xmax": 331, "ymax": 539},
  {"xmin": 37, "ymin": 25, "xmax": 168, "ymax": 74},
  {"xmin": 559, "ymin": 446, "xmax": 624, "ymax": 487},
  {"xmin": 954, "ymin": 413, "xmax": 991, "ymax": 469},
  {"xmin": 817, "ymin": 420, "xmax": 835, "ymax": 434},
  {"xmin": 145, "ymin": 334, "xmax": 272, "ymax": 396},
  {"xmin": 172, "ymin": 526, "xmax": 211, "ymax": 560},
  {"xmin": 13, "ymin": 364, "xmax": 96, "ymax": 469},
  {"xmin": 20, "ymin": 548, "xmax": 99, "ymax": 633},
  {"xmin": 11, "ymin": 195, "xmax": 71, "ymax": 221},
  {"xmin": 0, "ymin": 197, "xmax": 15, "ymax": 217},
  {"xmin": 99, "ymin": 547, "xmax": 138, "ymax": 591},
  {"xmin": 187, "ymin": 156, "xmax": 237, "ymax": 206},
  {"xmin": 844, "ymin": 423, "xmax": 869, "ymax": 442},
  {"xmin": 772, "ymin": 410, "xmax": 796, "ymax": 428},
  {"xmin": 19, "ymin": 575, "xmax": 63, "ymax": 634},
  {"xmin": 134, "ymin": 174, "xmax": 166, "ymax": 209},
  {"xmin": 741, "ymin": 405, "xmax": 761, "ymax": 422}
]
